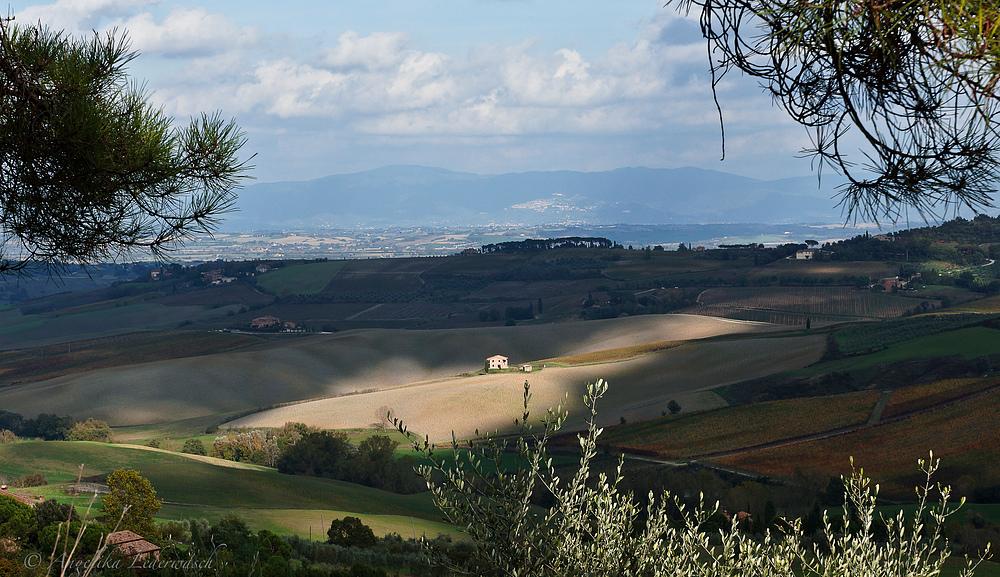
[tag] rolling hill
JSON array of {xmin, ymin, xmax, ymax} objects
[{"xmin": 0, "ymin": 315, "xmax": 796, "ymax": 431}]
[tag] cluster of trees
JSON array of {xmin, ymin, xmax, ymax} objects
[
  {"xmin": 580, "ymin": 289, "xmax": 698, "ymax": 320},
  {"xmin": 208, "ymin": 425, "xmax": 423, "ymax": 494},
  {"xmin": 479, "ymin": 237, "xmax": 614, "ymax": 253},
  {"xmin": 212, "ymin": 430, "xmax": 282, "ymax": 466},
  {"xmin": 0, "ymin": 410, "xmax": 78, "ymax": 441},
  {"xmin": 0, "ymin": 412, "xmax": 115, "ymax": 443},
  {"xmin": 277, "ymin": 432, "xmax": 424, "ymax": 494}
]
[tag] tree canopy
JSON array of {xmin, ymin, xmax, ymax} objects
[
  {"xmin": 0, "ymin": 16, "xmax": 252, "ymax": 276},
  {"xmin": 100, "ymin": 468, "xmax": 161, "ymax": 535},
  {"xmin": 669, "ymin": 0, "xmax": 1000, "ymax": 222}
]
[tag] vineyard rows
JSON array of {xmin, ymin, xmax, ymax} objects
[
  {"xmin": 696, "ymin": 287, "xmax": 917, "ymax": 318},
  {"xmin": 349, "ymin": 302, "xmax": 454, "ymax": 321}
]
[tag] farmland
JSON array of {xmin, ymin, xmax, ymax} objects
[
  {"xmin": 685, "ymin": 286, "xmax": 921, "ymax": 324},
  {"xmin": 0, "ymin": 441, "xmax": 458, "ymax": 539},
  {"xmin": 599, "ymin": 390, "xmax": 878, "ymax": 458},
  {"xmin": 0, "ymin": 331, "xmax": 262, "ymax": 385},
  {"xmin": 252, "ymin": 260, "xmax": 347, "ymax": 294},
  {"xmin": 0, "ymin": 314, "xmax": 784, "ymax": 427},
  {"xmin": 711, "ymin": 385, "xmax": 1000, "ymax": 498},
  {"xmin": 227, "ymin": 333, "xmax": 826, "ymax": 441}
]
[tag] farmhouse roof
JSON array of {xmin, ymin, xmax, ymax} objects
[
  {"xmin": 107, "ymin": 530, "xmax": 161, "ymax": 557},
  {"xmin": 487, "ymin": 355, "xmax": 508, "ymax": 361}
]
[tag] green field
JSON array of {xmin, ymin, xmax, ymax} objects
[
  {"xmin": 0, "ymin": 441, "xmax": 458, "ymax": 539},
  {"xmin": 811, "ymin": 326, "xmax": 1000, "ymax": 374},
  {"xmin": 257, "ymin": 260, "xmax": 348, "ymax": 294}
]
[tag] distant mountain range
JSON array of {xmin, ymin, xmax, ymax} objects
[{"xmin": 226, "ymin": 165, "xmax": 848, "ymax": 230}]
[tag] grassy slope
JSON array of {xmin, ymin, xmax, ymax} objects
[
  {"xmin": 0, "ymin": 441, "xmax": 457, "ymax": 538},
  {"xmin": 0, "ymin": 331, "xmax": 263, "ymax": 384},
  {"xmin": 230, "ymin": 333, "xmax": 826, "ymax": 441},
  {"xmin": 0, "ymin": 303, "xmax": 235, "ymax": 351},
  {"xmin": 0, "ymin": 314, "xmax": 782, "ymax": 427},
  {"xmin": 256, "ymin": 261, "xmax": 348, "ymax": 295},
  {"xmin": 802, "ymin": 326, "xmax": 1000, "ymax": 375}
]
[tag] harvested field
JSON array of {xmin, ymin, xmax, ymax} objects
[
  {"xmin": 0, "ymin": 315, "xmax": 781, "ymax": 426},
  {"xmin": 228, "ymin": 333, "xmax": 826, "ymax": 441},
  {"xmin": 0, "ymin": 331, "xmax": 263, "ymax": 385},
  {"xmin": 153, "ymin": 283, "xmax": 273, "ymax": 307}
]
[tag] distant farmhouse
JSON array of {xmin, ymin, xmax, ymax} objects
[
  {"xmin": 795, "ymin": 249, "xmax": 818, "ymax": 260},
  {"xmin": 251, "ymin": 315, "xmax": 282, "ymax": 329},
  {"xmin": 486, "ymin": 355, "xmax": 508, "ymax": 370}
]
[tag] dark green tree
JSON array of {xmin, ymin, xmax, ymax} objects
[
  {"xmin": 667, "ymin": 400, "xmax": 682, "ymax": 415},
  {"xmin": 0, "ymin": 17, "xmax": 252, "ymax": 277},
  {"xmin": 327, "ymin": 516, "xmax": 378, "ymax": 549}
]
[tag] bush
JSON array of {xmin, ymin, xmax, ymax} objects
[
  {"xmin": 64, "ymin": 418, "xmax": 114, "ymax": 443},
  {"xmin": 0, "ymin": 430, "xmax": 16, "ymax": 444},
  {"xmin": 181, "ymin": 438, "xmax": 207, "ymax": 455},
  {"xmin": 398, "ymin": 379, "xmax": 980, "ymax": 576}
]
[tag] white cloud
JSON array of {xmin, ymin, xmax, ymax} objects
[
  {"xmin": 13, "ymin": 1, "xmax": 807, "ymax": 181},
  {"xmin": 108, "ymin": 6, "xmax": 260, "ymax": 56}
]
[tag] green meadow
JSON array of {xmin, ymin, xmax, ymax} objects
[{"xmin": 0, "ymin": 441, "xmax": 458, "ymax": 539}]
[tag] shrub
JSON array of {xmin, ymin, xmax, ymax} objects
[
  {"xmin": 0, "ymin": 430, "xmax": 15, "ymax": 444},
  {"xmin": 181, "ymin": 438, "xmax": 207, "ymax": 455},
  {"xmin": 64, "ymin": 418, "xmax": 114, "ymax": 443},
  {"xmin": 398, "ymin": 379, "xmax": 981, "ymax": 576}
]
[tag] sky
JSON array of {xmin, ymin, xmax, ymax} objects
[{"xmin": 11, "ymin": 0, "xmax": 816, "ymax": 184}]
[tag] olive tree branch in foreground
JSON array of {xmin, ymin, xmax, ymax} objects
[{"xmin": 396, "ymin": 379, "xmax": 985, "ymax": 576}]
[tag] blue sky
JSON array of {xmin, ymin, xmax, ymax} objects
[{"xmin": 12, "ymin": 0, "xmax": 813, "ymax": 184}]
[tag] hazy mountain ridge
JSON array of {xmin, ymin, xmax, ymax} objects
[{"xmin": 227, "ymin": 166, "xmax": 846, "ymax": 230}]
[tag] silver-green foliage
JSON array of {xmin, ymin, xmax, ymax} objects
[{"xmin": 399, "ymin": 379, "xmax": 982, "ymax": 576}]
